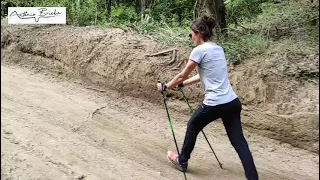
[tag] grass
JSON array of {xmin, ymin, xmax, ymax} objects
[
  {"xmin": 219, "ymin": 0, "xmax": 318, "ymax": 64},
  {"xmin": 251, "ymin": 1, "xmax": 319, "ymax": 41},
  {"xmin": 218, "ymin": 32, "xmax": 273, "ymax": 65},
  {"xmin": 131, "ymin": 16, "xmax": 193, "ymax": 47},
  {"xmin": 1, "ymin": 16, "xmax": 8, "ymax": 25}
]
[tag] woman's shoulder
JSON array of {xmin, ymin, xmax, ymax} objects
[
  {"xmin": 200, "ymin": 42, "xmax": 222, "ymax": 51},
  {"xmin": 191, "ymin": 44, "xmax": 204, "ymax": 53},
  {"xmin": 192, "ymin": 42, "xmax": 222, "ymax": 54}
]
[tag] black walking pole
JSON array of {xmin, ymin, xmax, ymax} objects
[
  {"xmin": 179, "ymin": 88, "xmax": 224, "ymax": 169},
  {"xmin": 158, "ymin": 80, "xmax": 187, "ymax": 180}
]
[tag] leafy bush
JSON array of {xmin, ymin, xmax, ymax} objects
[
  {"xmin": 67, "ymin": 1, "xmax": 96, "ymax": 26},
  {"xmin": 110, "ymin": 4, "xmax": 137, "ymax": 25},
  {"xmin": 221, "ymin": 0, "xmax": 318, "ymax": 64},
  {"xmin": 226, "ymin": 0, "xmax": 265, "ymax": 25},
  {"xmin": 218, "ymin": 32, "xmax": 273, "ymax": 65},
  {"xmin": 251, "ymin": 1, "xmax": 319, "ymax": 41},
  {"xmin": 132, "ymin": 15, "xmax": 192, "ymax": 46}
]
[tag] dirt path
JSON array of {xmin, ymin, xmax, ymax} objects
[{"xmin": 1, "ymin": 65, "xmax": 319, "ymax": 180}]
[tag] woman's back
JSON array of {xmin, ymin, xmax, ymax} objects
[{"xmin": 190, "ymin": 42, "xmax": 237, "ymax": 106}]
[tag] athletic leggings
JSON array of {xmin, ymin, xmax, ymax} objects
[{"xmin": 179, "ymin": 97, "xmax": 259, "ymax": 180}]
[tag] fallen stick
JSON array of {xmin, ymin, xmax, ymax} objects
[
  {"xmin": 168, "ymin": 58, "xmax": 184, "ymax": 71},
  {"xmin": 73, "ymin": 81, "xmax": 83, "ymax": 85},
  {"xmin": 173, "ymin": 59, "xmax": 185, "ymax": 69},
  {"xmin": 72, "ymin": 106, "xmax": 107, "ymax": 132},
  {"xmin": 167, "ymin": 49, "xmax": 176, "ymax": 65},
  {"xmin": 73, "ymin": 81, "xmax": 106, "ymax": 92},
  {"xmin": 85, "ymin": 87, "xmax": 106, "ymax": 92},
  {"xmin": 90, "ymin": 106, "xmax": 107, "ymax": 120},
  {"xmin": 147, "ymin": 48, "xmax": 177, "ymax": 57}
]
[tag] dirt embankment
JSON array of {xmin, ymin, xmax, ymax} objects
[{"xmin": 1, "ymin": 24, "xmax": 319, "ymax": 153}]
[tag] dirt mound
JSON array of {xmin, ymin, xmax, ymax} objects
[{"xmin": 1, "ymin": 24, "xmax": 318, "ymax": 153}]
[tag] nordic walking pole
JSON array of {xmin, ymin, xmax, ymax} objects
[
  {"xmin": 158, "ymin": 80, "xmax": 187, "ymax": 180},
  {"xmin": 179, "ymin": 88, "xmax": 224, "ymax": 169}
]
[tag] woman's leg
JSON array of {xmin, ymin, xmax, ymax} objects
[
  {"xmin": 179, "ymin": 104, "xmax": 220, "ymax": 164},
  {"xmin": 221, "ymin": 99, "xmax": 258, "ymax": 180}
]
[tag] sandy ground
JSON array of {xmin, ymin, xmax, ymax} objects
[
  {"xmin": 2, "ymin": 24, "xmax": 318, "ymax": 153},
  {"xmin": 1, "ymin": 64, "xmax": 319, "ymax": 180}
]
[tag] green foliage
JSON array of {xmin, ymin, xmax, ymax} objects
[
  {"xmin": 67, "ymin": 0, "xmax": 98, "ymax": 26},
  {"xmin": 251, "ymin": 1, "xmax": 319, "ymax": 42},
  {"xmin": 226, "ymin": 0, "xmax": 265, "ymax": 25},
  {"xmin": 149, "ymin": 24, "xmax": 193, "ymax": 46},
  {"xmin": 8, "ymin": 0, "xmax": 34, "ymax": 7},
  {"xmin": 221, "ymin": 0, "xmax": 318, "ymax": 64},
  {"xmin": 110, "ymin": 4, "xmax": 137, "ymax": 25},
  {"xmin": 132, "ymin": 15, "xmax": 192, "ymax": 46},
  {"xmin": 150, "ymin": 0, "xmax": 193, "ymax": 23},
  {"xmin": 150, "ymin": 0, "xmax": 171, "ymax": 21},
  {"xmin": 218, "ymin": 32, "xmax": 273, "ymax": 65}
]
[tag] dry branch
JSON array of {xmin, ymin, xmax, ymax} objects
[
  {"xmin": 167, "ymin": 49, "xmax": 177, "ymax": 65},
  {"xmin": 72, "ymin": 106, "xmax": 107, "ymax": 132},
  {"xmin": 73, "ymin": 81, "xmax": 83, "ymax": 85},
  {"xmin": 176, "ymin": 59, "xmax": 185, "ymax": 68},
  {"xmin": 90, "ymin": 106, "xmax": 107, "ymax": 120},
  {"xmin": 147, "ymin": 48, "xmax": 177, "ymax": 57},
  {"xmin": 73, "ymin": 81, "xmax": 105, "ymax": 92},
  {"xmin": 85, "ymin": 87, "xmax": 106, "ymax": 92}
]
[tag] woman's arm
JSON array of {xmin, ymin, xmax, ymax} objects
[
  {"xmin": 166, "ymin": 60, "xmax": 198, "ymax": 89},
  {"xmin": 182, "ymin": 74, "xmax": 200, "ymax": 87}
]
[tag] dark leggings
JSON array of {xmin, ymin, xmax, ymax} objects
[{"xmin": 179, "ymin": 98, "xmax": 259, "ymax": 180}]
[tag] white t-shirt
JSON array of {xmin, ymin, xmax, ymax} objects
[{"xmin": 189, "ymin": 41, "xmax": 237, "ymax": 106}]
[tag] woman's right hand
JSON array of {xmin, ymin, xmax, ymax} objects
[{"xmin": 157, "ymin": 82, "xmax": 167, "ymax": 92}]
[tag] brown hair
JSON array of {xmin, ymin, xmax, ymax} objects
[{"xmin": 190, "ymin": 15, "xmax": 216, "ymax": 41}]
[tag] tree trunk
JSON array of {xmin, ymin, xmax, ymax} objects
[
  {"xmin": 194, "ymin": 0, "xmax": 206, "ymax": 20},
  {"xmin": 215, "ymin": 0, "xmax": 227, "ymax": 35},
  {"xmin": 107, "ymin": 0, "xmax": 111, "ymax": 16},
  {"xmin": 135, "ymin": 0, "xmax": 140, "ymax": 15},
  {"xmin": 205, "ymin": 0, "xmax": 216, "ymax": 19},
  {"xmin": 193, "ymin": 0, "xmax": 198, "ymax": 20},
  {"xmin": 193, "ymin": 0, "xmax": 228, "ymax": 36},
  {"xmin": 141, "ymin": 0, "xmax": 145, "ymax": 20},
  {"xmin": 178, "ymin": 7, "xmax": 183, "ymax": 25},
  {"xmin": 200, "ymin": 0, "xmax": 227, "ymax": 36}
]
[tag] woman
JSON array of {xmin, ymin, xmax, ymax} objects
[{"xmin": 156, "ymin": 16, "xmax": 259, "ymax": 180}]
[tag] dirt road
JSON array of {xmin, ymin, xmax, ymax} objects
[{"xmin": 1, "ymin": 65, "xmax": 319, "ymax": 180}]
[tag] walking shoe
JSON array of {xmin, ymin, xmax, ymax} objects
[{"xmin": 167, "ymin": 151, "xmax": 188, "ymax": 172}]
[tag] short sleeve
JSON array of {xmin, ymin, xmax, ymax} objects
[{"xmin": 189, "ymin": 46, "xmax": 203, "ymax": 64}]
